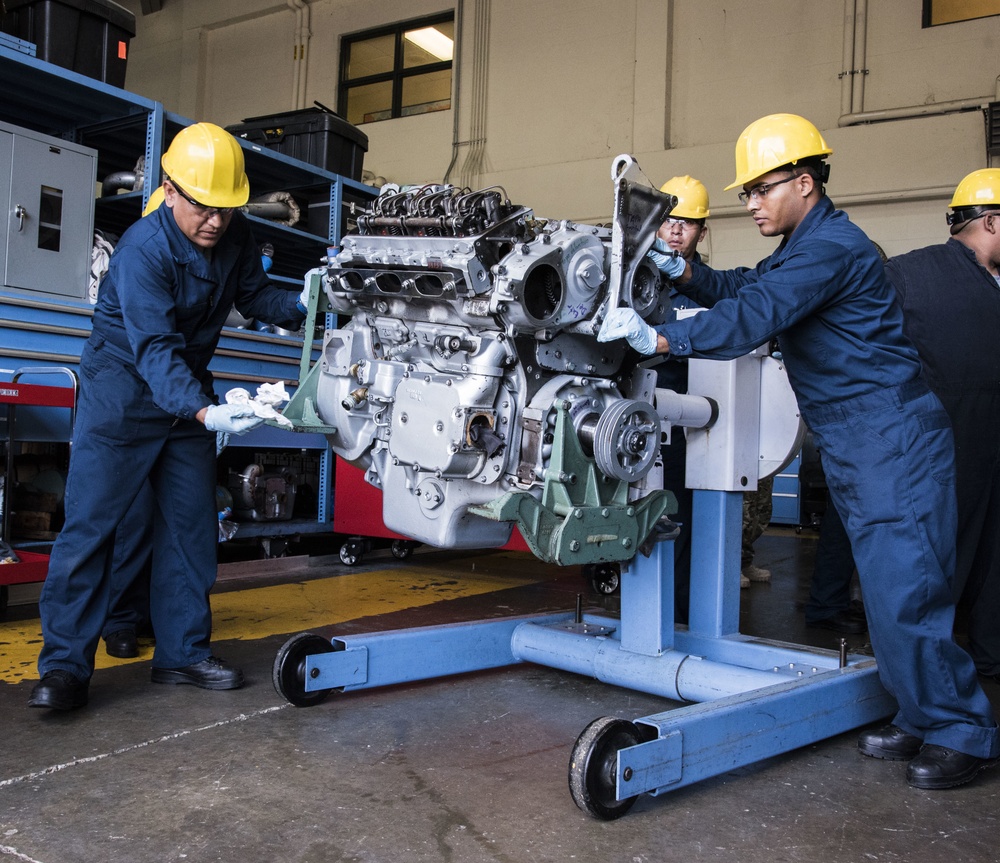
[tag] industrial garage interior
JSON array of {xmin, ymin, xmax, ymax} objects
[{"xmin": 2, "ymin": 1, "xmax": 1000, "ymax": 861}]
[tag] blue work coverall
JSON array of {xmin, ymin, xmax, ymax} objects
[
  {"xmin": 654, "ymin": 258, "xmax": 703, "ymax": 624},
  {"xmin": 38, "ymin": 205, "xmax": 303, "ymax": 680},
  {"xmin": 658, "ymin": 196, "xmax": 999, "ymax": 759},
  {"xmin": 886, "ymin": 238, "xmax": 1000, "ymax": 680}
]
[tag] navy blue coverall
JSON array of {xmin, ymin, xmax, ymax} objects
[
  {"xmin": 38, "ymin": 205, "xmax": 303, "ymax": 680},
  {"xmin": 658, "ymin": 196, "xmax": 999, "ymax": 759},
  {"xmin": 886, "ymin": 238, "xmax": 1000, "ymax": 680}
]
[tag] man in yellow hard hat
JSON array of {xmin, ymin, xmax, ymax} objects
[
  {"xmin": 30, "ymin": 123, "xmax": 310, "ymax": 710},
  {"xmin": 885, "ymin": 168, "xmax": 1000, "ymax": 690},
  {"xmin": 652, "ymin": 176, "xmax": 710, "ymax": 620},
  {"xmin": 599, "ymin": 113, "xmax": 999, "ymax": 789}
]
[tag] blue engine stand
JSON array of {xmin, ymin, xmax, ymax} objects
[{"xmin": 276, "ymin": 489, "xmax": 894, "ymax": 818}]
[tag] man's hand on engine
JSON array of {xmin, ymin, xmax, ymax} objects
[
  {"xmin": 597, "ymin": 307, "xmax": 659, "ymax": 355},
  {"xmin": 648, "ymin": 238, "xmax": 687, "ymax": 280}
]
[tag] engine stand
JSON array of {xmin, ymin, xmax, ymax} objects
[{"xmin": 273, "ymin": 488, "xmax": 894, "ymax": 819}]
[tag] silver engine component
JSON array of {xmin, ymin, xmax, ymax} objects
[
  {"xmin": 227, "ymin": 464, "xmax": 298, "ymax": 522},
  {"xmin": 300, "ymin": 157, "xmax": 698, "ymax": 559}
]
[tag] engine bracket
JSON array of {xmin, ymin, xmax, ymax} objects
[{"xmin": 470, "ymin": 400, "xmax": 675, "ymax": 565}]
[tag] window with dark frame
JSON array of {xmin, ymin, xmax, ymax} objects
[
  {"xmin": 339, "ymin": 13, "xmax": 455, "ymax": 126},
  {"xmin": 922, "ymin": 0, "xmax": 1000, "ymax": 26}
]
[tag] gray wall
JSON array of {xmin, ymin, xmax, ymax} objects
[{"xmin": 118, "ymin": 0, "xmax": 999, "ymax": 268}]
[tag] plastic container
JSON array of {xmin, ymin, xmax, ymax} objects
[
  {"xmin": 1, "ymin": 0, "xmax": 136, "ymax": 87},
  {"xmin": 227, "ymin": 107, "xmax": 369, "ymax": 180}
]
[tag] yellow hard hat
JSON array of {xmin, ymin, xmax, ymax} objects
[
  {"xmin": 659, "ymin": 175, "xmax": 710, "ymax": 220},
  {"xmin": 725, "ymin": 113, "xmax": 832, "ymax": 191},
  {"xmin": 142, "ymin": 185, "xmax": 165, "ymax": 217},
  {"xmin": 161, "ymin": 122, "xmax": 250, "ymax": 208},
  {"xmin": 947, "ymin": 169, "xmax": 1000, "ymax": 225}
]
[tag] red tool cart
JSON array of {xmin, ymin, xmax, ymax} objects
[
  {"xmin": 0, "ymin": 367, "xmax": 78, "ymax": 616},
  {"xmin": 332, "ymin": 458, "xmax": 530, "ymax": 566}
]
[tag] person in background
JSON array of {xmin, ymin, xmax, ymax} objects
[
  {"xmin": 98, "ymin": 190, "xmax": 161, "ymax": 661},
  {"xmin": 98, "ymin": 190, "xmax": 242, "ymax": 661},
  {"xmin": 804, "ymin": 489, "xmax": 865, "ymax": 633},
  {"xmin": 740, "ymin": 477, "xmax": 773, "ymax": 588},
  {"xmin": 598, "ymin": 113, "xmax": 999, "ymax": 789},
  {"xmin": 29, "ymin": 123, "xmax": 310, "ymax": 710},
  {"xmin": 651, "ymin": 175, "xmax": 709, "ymax": 621},
  {"xmin": 101, "ymin": 485, "xmax": 154, "ymax": 658},
  {"xmin": 885, "ymin": 168, "xmax": 1000, "ymax": 686}
]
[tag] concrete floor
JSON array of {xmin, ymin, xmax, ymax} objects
[{"xmin": 2, "ymin": 528, "xmax": 998, "ymax": 863}]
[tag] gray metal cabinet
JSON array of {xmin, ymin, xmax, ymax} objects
[{"xmin": 0, "ymin": 120, "xmax": 96, "ymax": 299}]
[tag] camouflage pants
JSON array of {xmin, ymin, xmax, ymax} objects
[{"xmin": 741, "ymin": 475, "xmax": 773, "ymax": 568}]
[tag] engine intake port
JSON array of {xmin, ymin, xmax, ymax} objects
[
  {"xmin": 523, "ymin": 263, "xmax": 563, "ymax": 323},
  {"xmin": 375, "ymin": 272, "xmax": 404, "ymax": 293}
]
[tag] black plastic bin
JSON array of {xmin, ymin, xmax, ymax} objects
[
  {"xmin": 227, "ymin": 107, "xmax": 369, "ymax": 181},
  {"xmin": 1, "ymin": 0, "xmax": 136, "ymax": 87}
]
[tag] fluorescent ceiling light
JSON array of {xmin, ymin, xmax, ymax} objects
[{"xmin": 405, "ymin": 27, "xmax": 453, "ymax": 61}]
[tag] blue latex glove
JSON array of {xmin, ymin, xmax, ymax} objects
[
  {"xmin": 215, "ymin": 431, "xmax": 230, "ymax": 455},
  {"xmin": 296, "ymin": 281, "xmax": 311, "ymax": 314},
  {"xmin": 647, "ymin": 239, "xmax": 686, "ymax": 280},
  {"xmin": 597, "ymin": 307, "xmax": 659, "ymax": 355},
  {"xmin": 203, "ymin": 403, "xmax": 264, "ymax": 435}
]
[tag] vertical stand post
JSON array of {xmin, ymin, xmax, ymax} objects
[
  {"xmin": 687, "ymin": 489, "xmax": 742, "ymax": 637},
  {"xmin": 620, "ymin": 539, "xmax": 674, "ymax": 655}
]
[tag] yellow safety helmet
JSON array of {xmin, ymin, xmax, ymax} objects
[
  {"xmin": 142, "ymin": 185, "xmax": 165, "ymax": 217},
  {"xmin": 660, "ymin": 175, "xmax": 710, "ymax": 220},
  {"xmin": 725, "ymin": 113, "xmax": 833, "ymax": 191},
  {"xmin": 160, "ymin": 122, "xmax": 250, "ymax": 208},
  {"xmin": 946, "ymin": 168, "xmax": 1000, "ymax": 225}
]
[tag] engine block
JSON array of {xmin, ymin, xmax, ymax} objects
[{"xmin": 290, "ymin": 156, "xmax": 684, "ymax": 564}]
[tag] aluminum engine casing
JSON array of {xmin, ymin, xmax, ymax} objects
[{"xmin": 310, "ymin": 169, "xmax": 675, "ymax": 554}]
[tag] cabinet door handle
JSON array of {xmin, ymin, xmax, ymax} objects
[{"xmin": 14, "ymin": 204, "xmax": 26, "ymax": 231}]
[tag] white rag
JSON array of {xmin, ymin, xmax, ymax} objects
[{"xmin": 225, "ymin": 382, "xmax": 294, "ymax": 427}]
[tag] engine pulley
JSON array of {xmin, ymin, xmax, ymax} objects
[{"xmin": 592, "ymin": 400, "xmax": 661, "ymax": 482}]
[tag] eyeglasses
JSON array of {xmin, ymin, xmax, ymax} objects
[
  {"xmin": 946, "ymin": 208, "xmax": 1000, "ymax": 230},
  {"xmin": 167, "ymin": 180, "xmax": 235, "ymax": 219},
  {"xmin": 663, "ymin": 217, "xmax": 702, "ymax": 231},
  {"xmin": 737, "ymin": 175, "xmax": 797, "ymax": 205}
]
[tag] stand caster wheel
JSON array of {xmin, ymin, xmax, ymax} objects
[
  {"xmin": 585, "ymin": 562, "xmax": 621, "ymax": 595},
  {"xmin": 272, "ymin": 632, "xmax": 338, "ymax": 707},
  {"xmin": 569, "ymin": 716, "xmax": 642, "ymax": 820},
  {"xmin": 391, "ymin": 539, "xmax": 415, "ymax": 560},
  {"xmin": 339, "ymin": 539, "xmax": 364, "ymax": 566}
]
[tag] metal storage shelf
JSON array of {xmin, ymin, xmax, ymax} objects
[
  {"xmin": 0, "ymin": 45, "xmax": 378, "ymax": 544},
  {"xmin": 0, "ymin": 46, "xmax": 156, "ymax": 137}
]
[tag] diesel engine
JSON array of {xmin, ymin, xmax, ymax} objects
[{"xmin": 288, "ymin": 156, "xmax": 716, "ymax": 565}]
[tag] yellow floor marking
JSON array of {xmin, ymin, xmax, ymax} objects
[{"xmin": 0, "ymin": 562, "xmax": 540, "ymax": 684}]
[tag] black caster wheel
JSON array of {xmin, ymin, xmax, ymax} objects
[
  {"xmin": 391, "ymin": 539, "xmax": 414, "ymax": 560},
  {"xmin": 272, "ymin": 632, "xmax": 338, "ymax": 707},
  {"xmin": 0, "ymin": 585, "xmax": 7, "ymax": 620},
  {"xmin": 587, "ymin": 562, "xmax": 621, "ymax": 595},
  {"xmin": 569, "ymin": 716, "xmax": 642, "ymax": 820},
  {"xmin": 339, "ymin": 539, "xmax": 364, "ymax": 566}
]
